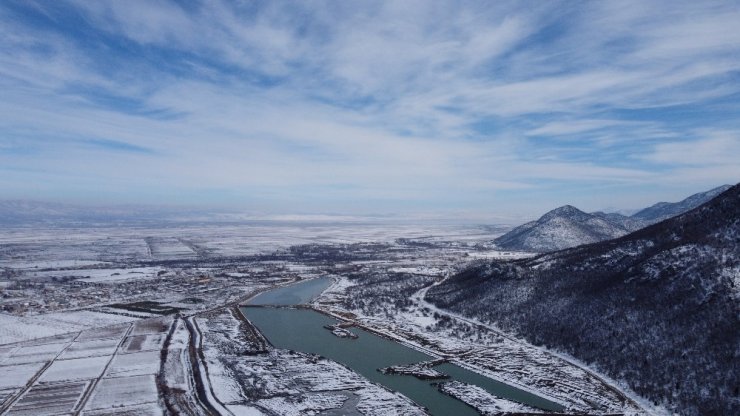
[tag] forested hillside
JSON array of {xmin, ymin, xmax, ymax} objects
[{"xmin": 429, "ymin": 184, "xmax": 740, "ymax": 415}]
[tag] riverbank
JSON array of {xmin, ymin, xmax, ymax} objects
[
  {"xmin": 240, "ymin": 278, "xmax": 567, "ymax": 415},
  {"xmin": 315, "ymin": 274, "xmax": 647, "ymax": 414},
  {"xmin": 196, "ymin": 306, "xmax": 428, "ymax": 415}
]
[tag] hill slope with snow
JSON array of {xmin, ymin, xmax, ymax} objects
[
  {"xmin": 632, "ymin": 184, "xmax": 732, "ymax": 223},
  {"xmin": 428, "ymin": 184, "xmax": 740, "ymax": 415},
  {"xmin": 495, "ymin": 184, "xmax": 732, "ymax": 253},
  {"xmin": 494, "ymin": 205, "xmax": 635, "ymax": 252}
]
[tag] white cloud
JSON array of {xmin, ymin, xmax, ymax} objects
[
  {"xmin": 0, "ymin": 0, "xmax": 739, "ymax": 215},
  {"xmin": 644, "ymin": 130, "xmax": 740, "ymax": 167}
]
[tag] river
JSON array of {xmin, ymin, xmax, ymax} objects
[{"xmin": 242, "ymin": 277, "xmax": 564, "ymax": 415}]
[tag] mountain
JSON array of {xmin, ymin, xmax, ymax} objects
[
  {"xmin": 427, "ymin": 184, "xmax": 740, "ymax": 415},
  {"xmin": 495, "ymin": 185, "xmax": 732, "ymax": 253},
  {"xmin": 494, "ymin": 205, "xmax": 636, "ymax": 252},
  {"xmin": 591, "ymin": 211, "xmax": 647, "ymax": 232},
  {"xmin": 632, "ymin": 184, "xmax": 732, "ymax": 223}
]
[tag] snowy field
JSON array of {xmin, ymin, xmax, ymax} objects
[
  {"xmin": 0, "ymin": 317, "xmax": 172, "ymax": 415},
  {"xmin": 0, "ymin": 311, "xmax": 137, "ymax": 345},
  {"xmin": 0, "ymin": 222, "xmax": 507, "ymax": 264},
  {"xmin": 22, "ymin": 267, "xmax": 163, "ymax": 283},
  {"xmin": 0, "ymin": 221, "xmax": 653, "ymax": 415}
]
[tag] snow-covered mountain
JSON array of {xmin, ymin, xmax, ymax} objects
[
  {"xmin": 428, "ymin": 184, "xmax": 739, "ymax": 416},
  {"xmin": 590, "ymin": 211, "xmax": 646, "ymax": 232},
  {"xmin": 494, "ymin": 205, "xmax": 635, "ymax": 252},
  {"xmin": 632, "ymin": 184, "xmax": 732, "ymax": 223},
  {"xmin": 495, "ymin": 184, "xmax": 732, "ymax": 253}
]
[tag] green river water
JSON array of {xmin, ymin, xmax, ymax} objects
[{"xmin": 242, "ymin": 278, "xmax": 564, "ymax": 415}]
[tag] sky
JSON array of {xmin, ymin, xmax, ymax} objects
[{"xmin": 1, "ymin": 0, "xmax": 739, "ymax": 220}]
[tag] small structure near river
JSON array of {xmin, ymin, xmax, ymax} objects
[
  {"xmin": 378, "ymin": 359, "xmax": 449, "ymax": 380},
  {"xmin": 323, "ymin": 323, "xmax": 359, "ymax": 339}
]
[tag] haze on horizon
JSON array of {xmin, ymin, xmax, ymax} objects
[{"xmin": 1, "ymin": 1, "xmax": 739, "ymax": 219}]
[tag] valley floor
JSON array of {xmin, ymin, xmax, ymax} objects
[{"xmin": 0, "ymin": 224, "xmax": 654, "ymax": 415}]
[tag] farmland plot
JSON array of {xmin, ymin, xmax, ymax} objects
[
  {"xmin": 21, "ymin": 332, "xmax": 78, "ymax": 347},
  {"xmin": 130, "ymin": 316, "xmax": 172, "ymax": 336},
  {"xmin": 5, "ymin": 380, "xmax": 89, "ymax": 416},
  {"xmin": 0, "ymin": 314, "xmax": 80, "ymax": 345},
  {"xmin": 120, "ymin": 333, "xmax": 166, "ymax": 353},
  {"xmin": 144, "ymin": 237, "xmax": 195, "ymax": 259},
  {"xmin": 76, "ymin": 324, "xmax": 131, "ymax": 342},
  {"xmin": 105, "ymin": 350, "xmax": 160, "ymax": 378},
  {"xmin": 0, "ymin": 362, "xmax": 46, "ymax": 389},
  {"xmin": 39, "ymin": 355, "xmax": 110, "ymax": 383},
  {"xmin": 0, "ymin": 345, "xmax": 17, "ymax": 364},
  {"xmin": 0, "ymin": 312, "xmax": 135, "ymax": 345},
  {"xmin": 27, "ymin": 267, "xmax": 162, "ymax": 284},
  {"xmin": 43, "ymin": 311, "xmax": 137, "ymax": 329},
  {"xmin": 0, "ymin": 388, "xmax": 18, "ymax": 407},
  {"xmin": 85, "ymin": 374, "xmax": 159, "ymax": 411},
  {"xmin": 83, "ymin": 401, "xmax": 163, "ymax": 415},
  {"xmin": 0, "ymin": 316, "xmax": 172, "ymax": 415},
  {"xmin": 2, "ymin": 342, "xmax": 67, "ymax": 366},
  {"xmin": 59, "ymin": 338, "xmax": 121, "ymax": 360}
]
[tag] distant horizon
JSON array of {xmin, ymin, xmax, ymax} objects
[
  {"xmin": 0, "ymin": 182, "xmax": 733, "ymax": 225},
  {"xmin": 1, "ymin": 1, "xmax": 739, "ymax": 217}
]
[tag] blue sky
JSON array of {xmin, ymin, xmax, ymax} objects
[{"xmin": 1, "ymin": 0, "xmax": 739, "ymax": 220}]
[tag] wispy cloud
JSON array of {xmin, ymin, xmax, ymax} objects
[
  {"xmin": 0, "ymin": 0, "xmax": 738, "ymax": 216},
  {"xmin": 84, "ymin": 139, "xmax": 157, "ymax": 155},
  {"xmin": 644, "ymin": 130, "xmax": 740, "ymax": 167}
]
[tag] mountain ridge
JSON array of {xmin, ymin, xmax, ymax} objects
[
  {"xmin": 494, "ymin": 205, "xmax": 638, "ymax": 252},
  {"xmin": 428, "ymin": 183, "xmax": 740, "ymax": 415},
  {"xmin": 494, "ymin": 184, "xmax": 733, "ymax": 253},
  {"xmin": 631, "ymin": 184, "xmax": 732, "ymax": 223}
]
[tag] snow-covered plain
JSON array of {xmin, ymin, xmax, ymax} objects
[
  {"xmin": 0, "ymin": 221, "xmax": 657, "ymax": 415},
  {"xmin": 26, "ymin": 267, "xmax": 163, "ymax": 283},
  {"xmin": 0, "ymin": 223, "xmax": 502, "ymax": 262},
  {"xmin": 0, "ymin": 311, "xmax": 136, "ymax": 345}
]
